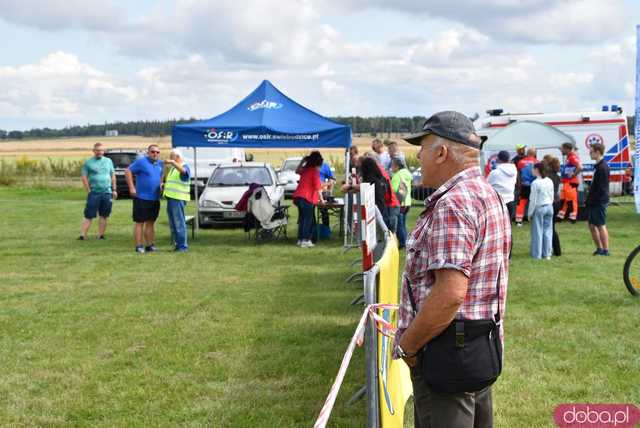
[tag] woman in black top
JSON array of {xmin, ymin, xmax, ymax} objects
[
  {"xmin": 359, "ymin": 157, "xmax": 390, "ymax": 227},
  {"xmin": 544, "ymin": 155, "xmax": 562, "ymax": 256}
]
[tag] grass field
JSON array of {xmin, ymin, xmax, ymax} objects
[{"xmin": 0, "ymin": 187, "xmax": 639, "ymax": 427}]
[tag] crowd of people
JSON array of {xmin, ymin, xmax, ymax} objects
[
  {"xmin": 77, "ymin": 111, "xmax": 615, "ymax": 427},
  {"xmin": 289, "ymin": 139, "xmax": 414, "ymax": 249},
  {"xmin": 77, "ymin": 139, "xmax": 416, "ymax": 252},
  {"xmin": 486, "ymin": 141, "xmax": 610, "ymax": 259},
  {"xmin": 341, "ymin": 139, "xmax": 413, "ymax": 248},
  {"xmin": 78, "ymin": 134, "xmax": 611, "ymax": 260}
]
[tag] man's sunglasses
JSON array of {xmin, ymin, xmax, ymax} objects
[{"xmin": 149, "ymin": 150, "xmax": 160, "ymax": 154}]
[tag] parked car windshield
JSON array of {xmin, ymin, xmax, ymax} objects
[
  {"xmin": 208, "ymin": 167, "xmax": 273, "ymax": 187},
  {"xmin": 282, "ymin": 159, "xmax": 300, "ymax": 172},
  {"xmin": 105, "ymin": 153, "xmax": 140, "ymax": 168}
]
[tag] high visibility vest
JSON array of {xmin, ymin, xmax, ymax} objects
[{"xmin": 163, "ymin": 165, "xmax": 191, "ymax": 201}]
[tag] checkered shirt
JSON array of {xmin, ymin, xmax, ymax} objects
[{"xmin": 394, "ymin": 167, "xmax": 511, "ymax": 351}]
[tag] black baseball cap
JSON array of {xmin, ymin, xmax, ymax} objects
[{"xmin": 404, "ymin": 111, "xmax": 481, "ymax": 149}]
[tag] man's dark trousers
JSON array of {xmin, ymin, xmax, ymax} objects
[{"xmin": 410, "ymin": 367, "xmax": 493, "ymax": 428}]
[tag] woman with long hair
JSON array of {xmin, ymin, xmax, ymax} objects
[
  {"xmin": 292, "ymin": 151, "xmax": 325, "ymax": 248},
  {"xmin": 543, "ymin": 154, "xmax": 562, "ymax": 256},
  {"xmin": 359, "ymin": 157, "xmax": 390, "ymax": 227},
  {"xmin": 528, "ymin": 162, "xmax": 555, "ymax": 259}
]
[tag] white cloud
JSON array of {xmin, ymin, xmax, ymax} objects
[
  {"xmin": 321, "ymin": 79, "xmax": 345, "ymax": 96},
  {"xmin": 113, "ymin": 0, "xmax": 323, "ymax": 65},
  {"xmin": 589, "ymin": 36, "xmax": 635, "ymax": 65},
  {"xmin": 625, "ymin": 82, "xmax": 634, "ymax": 98},
  {"xmin": 0, "ymin": 1, "xmax": 637, "ymax": 130},
  {"xmin": 405, "ymin": 28, "xmax": 490, "ymax": 66},
  {"xmin": 497, "ymin": 0, "xmax": 625, "ymax": 44},
  {"xmin": 313, "ymin": 63, "xmax": 335, "ymax": 77},
  {"xmin": 517, "ymin": 56, "xmax": 537, "ymax": 68},
  {"xmin": 331, "ymin": 0, "xmax": 627, "ymax": 45},
  {"xmin": 0, "ymin": 52, "xmax": 136, "ymax": 120},
  {"xmin": 0, "ymin": 0, "xmax": 121, "ymax": 31},
  {"xmin": 549, "ymin": 72, "xmax": 594, "ymax": 88},
  {"xmin": 583, "ymin": 35, "xmax": 636, "ymax": 109}
]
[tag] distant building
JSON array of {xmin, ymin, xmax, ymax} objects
[{"xmin": 105, "ymin": 130, "xmax": 119, "ymax": 137}]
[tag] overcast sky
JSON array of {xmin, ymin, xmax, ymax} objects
[{"xmin": 0, "ymin": 0, "xmax": 639, "ymax": 130}]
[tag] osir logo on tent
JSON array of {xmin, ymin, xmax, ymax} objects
[
  {"xmin": 248, "ymin": 100, "xmax": 283, "ymax": 111},
  {"xmin": 203, "ymin": 128, "xmax": 235, "ymax": 143}
]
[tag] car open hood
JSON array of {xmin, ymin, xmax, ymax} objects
[{"xmin": 200, "ymin": 186, "xmax": 247, "ymax": 204}]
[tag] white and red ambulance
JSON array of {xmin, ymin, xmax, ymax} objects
[{"xmin": 476, "ymin": 106, "xmax": 632, "ymax": 195}]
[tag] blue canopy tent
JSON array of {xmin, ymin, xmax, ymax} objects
[
  {"xmin": 173, "ymin": 80, "xmax": 351, "ymax": 149},
  {"xmin": 172, "ymin": 80, "xmax": 352, "ymax": 236}
]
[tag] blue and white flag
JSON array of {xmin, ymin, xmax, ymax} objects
[{"xmin": 635, "ymin": 25, "xmax": 640, "ymax": 213}]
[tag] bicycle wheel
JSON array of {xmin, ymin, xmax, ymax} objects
[{"xmin": 622, "ymin": 245, "xmax": 640, "ymax": 296}]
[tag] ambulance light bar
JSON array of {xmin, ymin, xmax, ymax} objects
[{"xmin": 602, "ymin": 105, "xmax": 623, "ymax": 113}]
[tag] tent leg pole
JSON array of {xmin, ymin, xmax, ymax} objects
[
  {"xmin": 344, "ymin": 147, "xmax": 350, "ymax": 248},
  {"xmin": 194, "ymin": 147, "xmax": 199, "ymax": 238}
]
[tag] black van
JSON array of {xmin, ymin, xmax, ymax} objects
[{"xmin": 103, "ymin": 150, "xmax": 142, "ymax": 198}]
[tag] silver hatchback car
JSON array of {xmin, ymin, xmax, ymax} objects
[{"xmin": 276, "ymin": 157, "xmax": 302, "ymax": 198}]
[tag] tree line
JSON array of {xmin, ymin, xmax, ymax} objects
[
  {"xmin": 0, "ymin": 116, "xmax": 431, "ymax": 140},
  {"xmin": 0, "ymin": 119, "xmax": 195, "ymax": 140},
  {"xmin": 0, "ymin": 115, "xmax": 635, "ymax": 140}
]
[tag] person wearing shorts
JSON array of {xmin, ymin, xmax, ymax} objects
[
  {"xmin": 79, "ymin": 142, "xmax": 116, "ymax": 240},
  {"xmin": 586, "ymin": 143, "xmax": 610, "ymax": 256},
  {"xmin": 126, "ymin": 144, "xmax": 164, "ymax": 253}
]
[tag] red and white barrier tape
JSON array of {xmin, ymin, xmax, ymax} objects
[
  {"xmin": 367, "ymin": 304, "xmax": 397, "ymax": 338},
  {"xmin": 313, "ymin": 303, "xmax": 399, "ymax": 428}
]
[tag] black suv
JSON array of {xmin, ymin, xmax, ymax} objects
[{"xmin": 104, "ymin": 149, "xmax": 143, "ymax": 198}]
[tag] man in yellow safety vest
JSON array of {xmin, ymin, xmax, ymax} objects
[{"xmin": 163, "ymin": 149, "xmax": 191, "ymax": 252}]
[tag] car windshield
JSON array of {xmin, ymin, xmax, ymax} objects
[
  {"xmin": 105, "ymin": 153, "xmax": 139, "ymax": 168},
  {"xmin": 282, "ymin": 160, "xmax": 300, "ymax": 172},
  {"xmin": 208, "ymin": 167, "xmax": 273, "ymax": 187}
]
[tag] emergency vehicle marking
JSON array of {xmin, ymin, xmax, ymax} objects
[
  {"xmin": 478, "ymin": 110, "xmax": 632, "ymax": 190},
  {"xmin": 603, "ymin": 130, "xmax": 631, "ymax": 170},
  {"xmin": 585, "ymin": 133, "xmax": 604, "ymax": 149}
]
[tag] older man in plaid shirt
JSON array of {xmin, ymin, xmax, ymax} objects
[{"xmin": 394, "ymin": 111, "xmax": 511, "ymax": 428}]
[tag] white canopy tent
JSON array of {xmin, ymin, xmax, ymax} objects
[
  {"xmin": 482, "ymin": 120, "xmax": 575, "ymax": 151},
  {"xmin": 481, "ymin": 120, "xmax": 575, "ymax": 168}
]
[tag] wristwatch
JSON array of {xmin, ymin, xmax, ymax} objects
[{"xmin": 395, "ymin": 343, "xmax": 417, "ymax": 359}]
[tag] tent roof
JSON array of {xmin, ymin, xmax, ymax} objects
[
  {"xmin": 483, "ymin": 120, "xmax": 575, "ymax": 151},
  {"xmin": 172, "ymin": 80, "xmax": 351, "ymax": 148}
]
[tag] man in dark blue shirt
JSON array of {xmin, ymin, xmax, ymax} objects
[
  {"xmin": 319, "ymin": 162, "xmax": 335, "ymax": 186},
  {"xmin": 586, "ymin": 143, "xmax": 610, "ymax": 256},
  {"xmin": 125, "ymin": 144, "xmax": 164, "ymax": 253}
]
